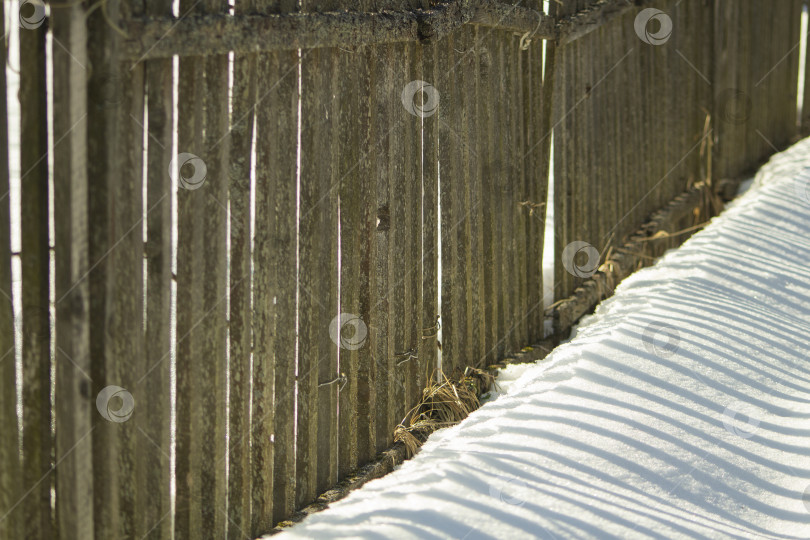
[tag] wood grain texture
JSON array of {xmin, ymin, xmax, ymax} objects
[
  {"xmin": 0, "ymin": 3, "xmax": 21, "ymax": 536},
  {"xmin": 298, "ymin": 0, "xmax": 340, "ymax": 505},
  {"xmin": 227, "ymin": 0, "xmax": 257, "ymax": 536},
  {"xmin": 174, "ymin": 46, "xmax": 203, "ymax": 540},
  {"xmin": 174, "ymin": 0, "xmax": 228, "ymax": 535},
  {"xmin": 496, "ymin": 30, "xmax": 513, "ymax": 355},
  {"xmin": 465, "ymin": 27, "xmax": 485, "ymax": 368},
  {"xmin": 386, "ymin": 39, "xmax": 408, "ymax": 447},
  {"xmin": 419, "ymin": 41, "xmax": 440, "ymax": 387},
  {"xmin": 19, "ymin": 13, "xmax": 52, "ymax": 537},
  {"xmin": 803, "ymin": 1, "xmax": 810, "ymax": 133},
  {"xmin": 51, "ymin": 3, "xmax": 94, "ymax": 537},
  {"xmin": 405, "ymin": 42, "xmax": 423, "ymax": 412},
  {"xmin": 138, "ymin": 0, "xmax": 174, "ymax": 538},
  {"xmin": 369, "ymin": 42, "xmax": 392, "ymax": 454},
  {"xmin": 250, "ymin": 2, "xmax": 298, "ymax": 528},
  {"xmin": 84, "ymin": 0, "xmax": 146, "ymax": 536},
  {"xmin": 437, "ymin": 33, "xmax": 457, "ymax": 377},
  {"xmin": 479, "ymin": 29, "xmax": 499, "ymax": 366},
  {"xmin": 521, "ymin": 1, "xmax": 546, "ymax": 344},
  {"xmin": 337, "ymin": 39, "xmax": 374, "ymax": 476}
]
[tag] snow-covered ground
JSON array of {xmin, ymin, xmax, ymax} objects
[{"xmin": 275, "ymin": 139, "xmax": 810, "ymax": 539}]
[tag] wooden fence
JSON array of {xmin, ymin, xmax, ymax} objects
[{"xmin": 0, "ymin": 0, "xmax": 803, "ymax": 538}]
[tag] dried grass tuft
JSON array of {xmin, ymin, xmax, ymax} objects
[{"xmin": 394, "ymin": 367, "xmax": 496, "ymax": 458}]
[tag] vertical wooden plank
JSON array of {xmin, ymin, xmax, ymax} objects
[
  {"xmin": 263, "ymin": 46, "xmax": 298, "ymax": 524},
  {"xmin": 479, "ymin": 30, "xmax": 500, "ymax": 365},
  {"xmin": 298, "ymin": 0, "xmax": 340, "ymax": 505},
  {"xmin": 621, "ymin": 22, "xmax": 637, "ymax": 243},
  {"xmin": 404, "ymin": 42, "xmax": 423, "ymax": 411},
  {"xmin": 739, "ymin": 2, "xmax": 755, "ymax": 171},
  {"xmin": 52, "ymin": 2, "xmax": 94, "ymax": 538},
  {"xmin": 603, "ymin": 24, "xmax": 620, "ymax": 251},
  {"xmin": 85, "ymin": 0, "xmax": 144, "ymax": 535},
  {"xmin": 697, "ymin": 0, "xmax": 713, "ymax": 187},
  {"xmin": 496, "ymin": 31, "xmax": 513, "ymax": 355},
  {"xmin": 19, "ymin": 10, "xmax": 52, "ymax": 537},
  {"xmin": 419, "ymin": 41, "xmax": 440, "ymax": 390},
  {"xmin": 591, "ymin": 26, "xmax": 607, "ymax": 252},
  {"xmin": 296, "ymin": 41, "xmax": 322, "ymax": 508},
  {"xmin": 139, "ymin": 0, "xmax": 174, "ymax": 538},
  {"xmin": 721, "ymin": 3, "xmax": 744, "ymax": 179},
  {"xmin": 227, "ymin": 0, "xmax": 257, "ymax": 536},
  {"xmin": 369, "ymin": 41, "xmax": 392, "ymax": 452},
  {"xmin": 175, "ymin": 0, "xmax": 228, "ymax": 536},
  {"xmin": 250, "ymin": 1, "xmax": 298, "ymax": 527},
  {"xmin": 174, "ymin": 30, "xmax": 203, "ymax": 540},
  {"xmin": 318, "ymin": 50, "xmax": 341, "ymax": 498},
  {"xmin": 338, "ymin": 38, "xmax": 374, "ymax": 476},
  {"xmin": 676, "ymin": 0, "xmax": 690, "ymax": 213},
  {"xmin": 580, "ymin": 33, "xmax": 598, "ymax": 255},
  {"xmin": 639, "ymin": 17, "xmax": 655, "ymax": 235},
  {"xmin": 602, "ymin": 23, "xmax": 618, "ymax": 252},
  {"xmin": 593, "ymin": 23, "xmax": 608, "ymax": 253},
  {"xmin": 776, "ymin": 1, "xmax": 800, "ymax": 147},
  {"xmin": 540, "ymin": 25, "xmax": 556, "ymax": 313},
  {"xmin": 465, "ymin": 27, "xmax": 485, "ymax": 368},
  {"xmin": 438, "ymin": 33, "xmax": 459, "ymax": 377},
  {"xmin": 386, "ymin": 40, "xmax": 407, "ymax": 446},
  {"xmin": 553, "ymin": 1, "xmax": 577, "ymax": 302},
  {"xmin": 753, "ymin": 3, "xmax": 769, "ymax": 162},
  {"xmin": 803, "ymin": 2, "xmax": 810, "ymax": 133},
  {"xmin": 787, "ymin": 1, "xmax": 802, "ymax": 139},
  {"xmin": 456, "ymin": 32, "xmax": 472, "ymax": 369},
  {"xmin": 566, "ymin": 36, "xmax": 582, "ymax": 290},
  {"xmin": 712, "ymin": 0, "xmax": 730, "ymax": 180},
  {"xmin": 631, "ymin": 19, "xmax": 645, "ymax": 233},
  {"xmin": 496, "ymin": 31, "xmax": 514, "ymax": 352},
  {"xmin": 521, "ymin": 3, "xmax": 546, "ymax": 345},
  {"xmin": 679, "ymin": 0, "xmax": 697, "ymax": 213},
  {"xmin": 661, "ymin": 3, "xmax": 678, "ymax": 209},
  {"xmin": 552, "ymin": 41, "xmax": 568, "ymax": 302},
  {"xmin": 369, "ymin": 0, "xmax": 425, "ymax": 443},
  {"xmin": 633, "ymin": 3, "xmax": 646, "ymax": 230},
  {"xmin": 199, "ymin": 0, "xmax": 229, "ymax": 530},
  {"xmin": 511, "ymin": 32, "xmax": 529, "ymax": 351},
  {"xmin": 0, "ymin": 2, "xmax": 22, "ymax": 536},
  {"xmin": 454, "ymin": 28, "xmax": 474, "ymax": 369},
  {"xmin": 397, "ymin": 40, "xmax": 419, "ymax": 423}
]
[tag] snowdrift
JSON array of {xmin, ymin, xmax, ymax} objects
[{"xmin": 274, "ymin": 140, "xmax": 810, "ymax": 539}]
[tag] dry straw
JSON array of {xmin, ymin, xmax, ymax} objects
[{"xmin": 394, "ymin": 367, "xmax": 496, "ymax": 457}]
